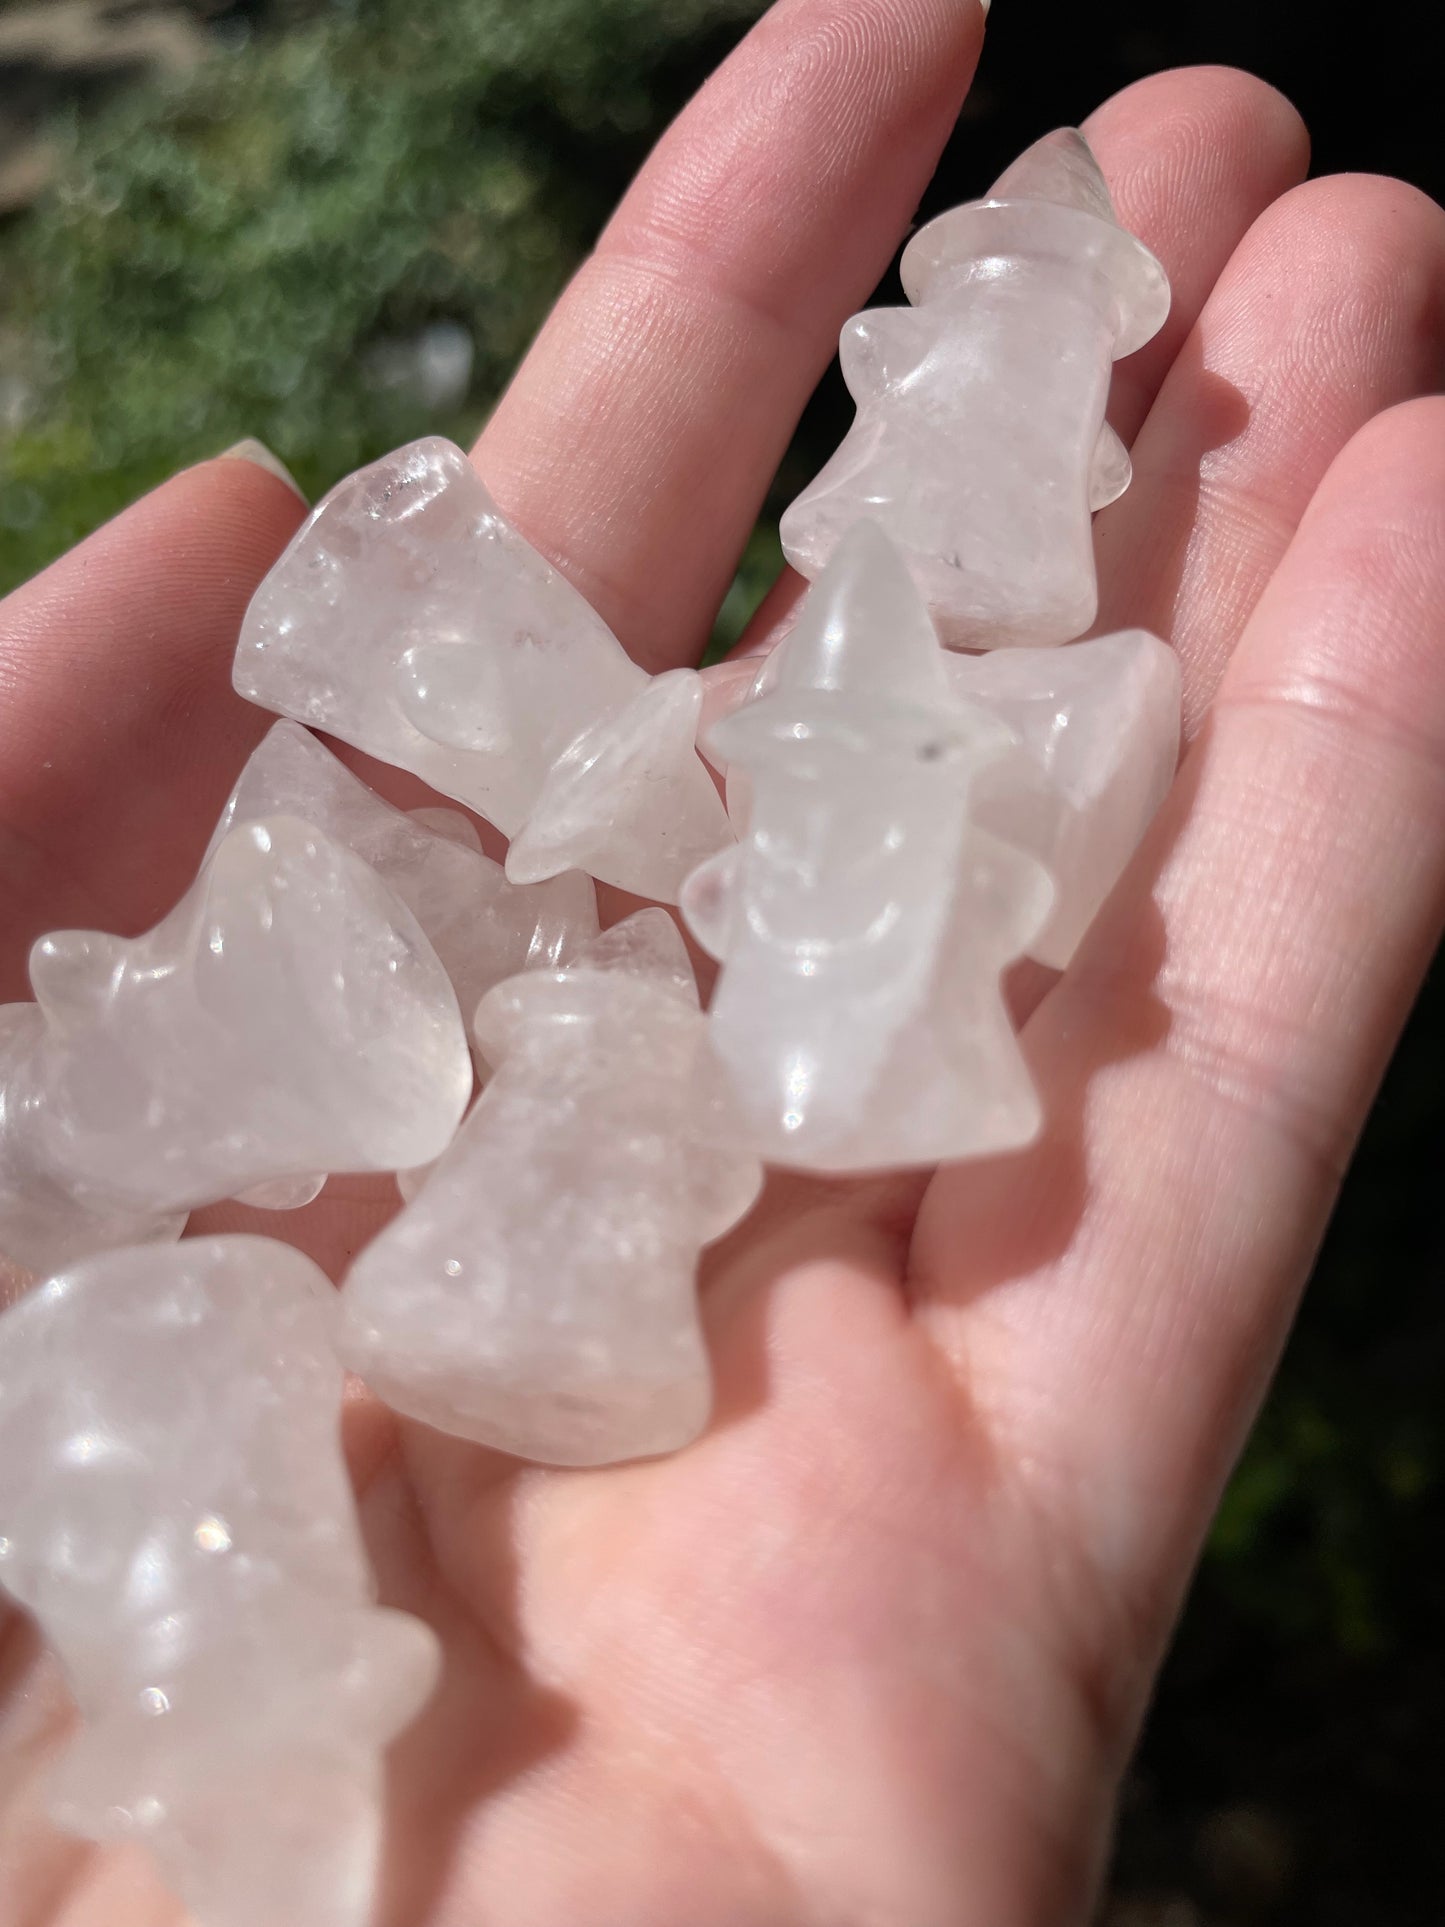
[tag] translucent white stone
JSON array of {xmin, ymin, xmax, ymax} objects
[
  {"xmin": 212, "ymin": 721, "xmax": 599, "ymax": 1039},
  {"xmin": 685, "ymin": 522, "xmax": 1051, "ymax": 1171},
  {"xmin": 696, "ymin": 652, "xmax": 771, "ymax": 831},
  {"xmin": 780, "ymin": 130, "xmax": 1170, "ymax": 647},
  {"xmin": 701, "ymin": 627, "xmax": 1180, "ymax": 977},
  {"xmin": 0, "ymin": 1235, "xmax": 439, "ymax": 1927},
  {"xmin": 0, "ymin": 816, "xmax": 471, "ymax": 1276},
  {"xmin": 233, "ymin": 438, "xmax": 733, "ymax": 902},
  {"xmin": 945, "ymin": 631, "xmax": 1181, "ymax": 968},
  {"xmin": 340, "ymin": 911, "xmax": 763, "ymax": 1466},
  {"xmin": 393, "ymin": 1158, "xmax": 436, "ymax": 1206},
  {"xmin": 0, "ymin": 1005, "xmax": 185, "ymax": 1281},
  {"xmin": 405, "ymin": 804, "xmax": 484, "ymax": 848},
  {"xmin": 234, "ymin": 1172, "xmax": 329, "ymax": 1212}
]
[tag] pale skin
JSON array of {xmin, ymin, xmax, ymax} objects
[{"xmin": 2, "ymin": 1, "xmax": 1444, "ymax": 1921}]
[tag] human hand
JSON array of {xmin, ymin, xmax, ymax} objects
[{"xmin": 3, "ymin": 2, "xmax": 1444, "ymax": 1922}]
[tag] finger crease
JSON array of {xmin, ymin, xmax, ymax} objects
[
  {"xmin": 595, "ymin": 232, "xmax": 817, "ymax": 355},
  {"xmin": 1157, "ymin": 989, "xmax": 1356, "ymax": 1190},
  {"xmin": 1215, "ymin": 678, "xmax": 1445, "ymax": 789}
]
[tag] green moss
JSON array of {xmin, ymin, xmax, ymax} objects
[{"xmin": 0, "ymin": 0, "xmax": 766, "ymax": 588}]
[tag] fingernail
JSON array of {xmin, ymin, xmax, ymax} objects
[{"xmin": 216, "ymin": 439, "xmax": 307, "ymax": 505}]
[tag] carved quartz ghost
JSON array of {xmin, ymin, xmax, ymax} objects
[
  {"xmin": 212, "ymin": 721, "xmax": 600, "ymax": 1046},
  {"xmin": 945, "ymin": 632, "xmax": 1180, "ymax": 967},
  {"xmin": 0, "ymin": 1235, "xmax": 440, "ymax": 1927},
  {"xmin": 780, "ymin": 129, "xmax": 1170, "ymax": 646},
  {"xmin": 0, "ymin": 814, "xmax": 471, "ymax": 1277},
  {"xmin": 684, "ymin": 522, "xmax": 1052, "ymax": 1171},
  {"xmin": 701, "ymin": 623, "xmax": 1179, "ymax": 980},
  {"xmin": 340, "ymin": 911, "xmax": 762, "ymax": 1466},
  {"xmin": 233, "ymin": 437, "xmax": 733, "ymax": 903}
]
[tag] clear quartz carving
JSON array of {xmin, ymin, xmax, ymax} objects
[
  {"xmin": 945, "ymin": 631, "xmax": 1181, "ymax": 967},
  {"xmin": 683, "ymin": 522, "xmax": 1052, "ymax": 1171},
  {"xmin": 780, "ymin": 129, "xmax": 1170, "ymax": 646},
  {"xmin": 699, "ymin": 625, "xmax": 1179, "ymax": 977},
  {"xmin": 0, "ymin": 1003, "xmax": 186, "ymax": 1278},
  {"xmin": 0, "ymin": 1236, "xmax": 440, "ymax": 1927},
  {"xmin": 339, "ymin": 911, "xmax": 763, "ymax": 1466},
  {"xmin": 0, "ymin": 815, "xmax": 470, "ymax": 1276},
  {"xmin": 233, "ymin": 437, "xmax": 733, "ymax": 903},
  {"xmin": 211, "ymin": 720, "xmax": 599, "ymax": 1037}
]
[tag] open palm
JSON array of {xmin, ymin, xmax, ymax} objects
[{"xmin": 4, "ymin": 3, "xmax": 1445, "ymax": 1922}]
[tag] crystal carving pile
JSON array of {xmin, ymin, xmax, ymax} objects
[
  {"xmin": 0, "ymin": 126, "xmax": 1182, "ymax": 1927},
  {"xmin": 0, "ymin": 1237, "xmax": 440, "ymax": 1927}
]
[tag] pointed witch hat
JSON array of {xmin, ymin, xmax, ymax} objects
[{"xmin": 900, "ymin": 128, "xmax": 1169, "ymax": 358}]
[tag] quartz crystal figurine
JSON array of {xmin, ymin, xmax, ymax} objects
[
  {"xmin": 700, "ymin": 626, "xmax": 1180, "ymax": 976},
  {"xmin": 211, "ymin": 720, "xmax": 599, "ymax": 1041},
  {"xmin": 339, "ymin": 911, "xmax": 763, "ymax": 1466},
  {"xmin": 0, "ymin": 815, "xmax": 471, "ymax": 1277},
  {"xmin": 780, "ymin": 129, "xmax": 1170, "ymax": 647},
  {"xmin": 683, "ymin": 522, "xmax": 1052, "ymax": 1171},
  {"xmin": 945, "ymin": 632, "xmax": 1180, "ymax": 967},
  {"xmin": 233, "ymin": 437, "xmax": 733, "ymax": 903},
  {"xmin": 0, "ymin": 1236, "xmax": 440, "ymax": 1927},
  {"xmin": 1, "ymin": 1002, "xmax": 186, "ymax": 1281}
]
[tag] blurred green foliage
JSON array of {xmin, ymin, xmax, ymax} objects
[{"xmin": 0, "ymin": 0, "xmax": 768, "ymax": 588}]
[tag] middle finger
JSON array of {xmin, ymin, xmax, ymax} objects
[{"xmin": 472, "ymin": 0, "xmax": 987, "ymax": 672}]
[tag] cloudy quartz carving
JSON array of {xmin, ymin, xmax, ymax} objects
[
  {"xmin": 0, "ymin": 815, "xmax": 470, "ymax": 1276},
  {"xmin": 685, "ymin": 522, "xmax": 1051, "ymax": 1171},
  {"xmin": 781, "ymin": 129, "xmax": 1170, "ymax": 645},
  {"xmin": 945, "ymin": 632, "xmax": 1180, "ymax": 967},
  {"xmin": 0, "ymin": 1237, "xmax": 440, "ymax": 1927},
  {"xmin": 211, "ymin": 721, "xmax": 599, "ymax": 1036},
  {"xmin": 233, "ymin": 438, "xmax": 733, "ymax": 902},
  {"xmin": 340, "ymin": 912, "xmax": 762, "ymax": 1466}
]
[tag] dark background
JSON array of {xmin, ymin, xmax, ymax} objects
[{"xmin": 1, "ymin": 4, "xmax": 1441, "ymax": 1921}]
